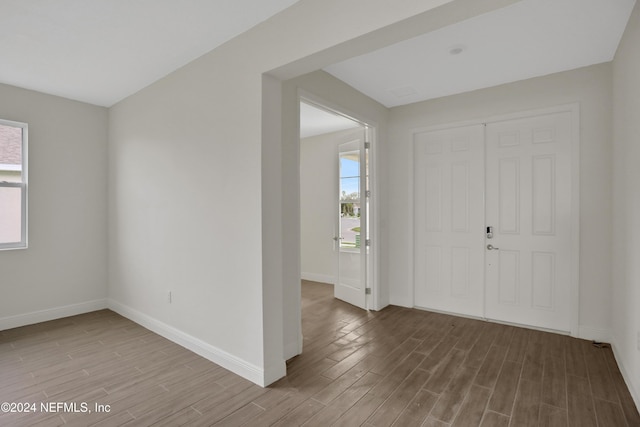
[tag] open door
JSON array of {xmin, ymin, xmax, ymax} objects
[{"xmin": 334, "ymin": 128, "xmax": 368, "ymax": 309}]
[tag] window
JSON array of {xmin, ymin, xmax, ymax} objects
[
  {"xmin": 0, "ymin": 119, "xmax": 27, "ymax": 249},
  {"xmin": 339, "ymin": 149, "xmax": 360, "ymax": 249}
]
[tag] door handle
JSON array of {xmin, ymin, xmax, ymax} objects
[
  {"xmin": 333, "ymin": 237, "xmax": 344, "ymax": 241},
  {"xmin": 487, "ymin": 244, "xmax": 499, "ymax": 250}
]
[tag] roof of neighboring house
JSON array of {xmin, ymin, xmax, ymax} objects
[{"xmin": 0, "ymin": 125, "xmax": 22, "ymax": 165}]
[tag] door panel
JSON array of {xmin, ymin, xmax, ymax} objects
[
  {"xmin": 485, "ymin": 112, "xmax": 572, "ymax": 332},
  {"xmin": 413, "ymin": 125, "xmax": 485, "ymax": 317},
  {"xmin": 335, "ymin": 130, "xmax": 367, "ymax": 309}
]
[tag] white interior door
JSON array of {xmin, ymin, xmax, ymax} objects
[
  {"xmin": 485, "ymin": 112, "xmax": 573, "ymax": 332},
  {"xmin": 413, "ymin": 125, "xmax": 485, "ymax": 317},
  {"xmin": 335, "ymin": 129, "xmax": 368, "ymax": 309}
]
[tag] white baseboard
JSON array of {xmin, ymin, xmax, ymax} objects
[
  {"xmin": 0, "ymin": 299, "xmax": 108, "ymax": 331},
  {"xmin": 389, "ymin": 296, "xmax": 415, "ymax": 308},
  {"xmin": 610, "ymin": 336, "xmax": 640, "ymax": 411},
  {"xmin": 263, "ymin": 361, "xmax": 287, "ymax": 387},
  {"xmin": 301, "ymin": 272, "xmax": 334, "ymax": 285},
  {"xmin": 284, "ymin": 338, "xmax": 302, "ymax": 361},
  {"xmin": 577, "ymin": 325, "xmax": 611, "ymax": 343},
  {"xmin": 107, "ymin": 299, "xmax": 282, "ymax": 387}
]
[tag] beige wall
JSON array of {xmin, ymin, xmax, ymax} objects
[
  {"xmin": 387, "ymin": 63, "xmax": 613, "ymax": 342},
  {"xmin": 612, "ymin": 0, "xmax": 640, "ymax": 408},
  {"xmin": 0, "ymin": 83, "xmax": 108, "ymax": 328}
]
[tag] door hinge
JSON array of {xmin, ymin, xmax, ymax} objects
[
  {"xmin": 365, "ymin": 239, "xmax": 371, "ymax": 247},
  {"xmin": 365, "ymin": 288, "xmax": 372, "ymax": 295},
  {"xmin": 365, "ymin": 190, "xmax": 371, "ymax": 198},
  {"xmin": 365, "ymin": 141, "xmax": 371, "ymax": 149}
]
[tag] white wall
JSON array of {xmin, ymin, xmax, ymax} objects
[
  {"xmin": 301, "ymin": 128, "xmax": 364, "ymax": 284},
  {"xmin": 612, "ymin": 1, "xmax": 640, "ymax": 408},
  {"xmin": 387, "ymin": 63, "xmax": 613, "ymax": 341},
  {"xmin": 0, "ymin": 83, "xmax": 108, "ymax": 329},
  {"xmin": 108, "ymin": 0, "xmax": 514, "ymax": 386}
]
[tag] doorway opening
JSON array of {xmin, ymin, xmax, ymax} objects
[{"xmin": 299, "ymin": 98, "xmax": 374, "ymax": 312}]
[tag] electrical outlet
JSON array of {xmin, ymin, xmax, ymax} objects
[{"xmin": 167, "ymin": 291, "xmax": 172, "ymax": 304}]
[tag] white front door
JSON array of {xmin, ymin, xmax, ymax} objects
[
  {"xmin": 485, "ymin": 112, "xmax": 573, "ymax": 332},
  {"xmin": 335, "ymin": 129, "xmax": 368, "ymax": 309},
  {"xmin": 413, "ymin": 110, "xmax": 576, "ymax": 333},
  {"xmin": 413, "ymin": 124, "xmax": 485, "ymax": 317}
]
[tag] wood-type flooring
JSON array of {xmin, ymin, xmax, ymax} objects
[{"xmin": 0, "ymin": 280, "xmax": 638, "ymax": 426}]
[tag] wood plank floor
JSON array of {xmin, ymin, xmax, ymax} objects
[{"xmin": 1, "ymin": 280, "xmax": 638, "ymax": 426}]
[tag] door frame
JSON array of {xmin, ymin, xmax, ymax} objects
[
  {"xmin": 408, "ymin": 103, "xmax": 580, "ymax": 337},
  {"xmin": 298, "ymin": 90, "xmax": 381, "ymax": 310}
]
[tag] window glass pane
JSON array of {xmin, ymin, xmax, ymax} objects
[
  {"xmin": 340, "ymin": 177, "xmax": 359, "ymax": 201},
  {"xmin": 340, "ymin": 152, "xmax": 359, "ymax": 178},
  {"xmin": 0, "ymin": 121, "xmax": 26, "ymax": 248},
  {"xmin": 340, "ymin": 208, "xmax": 360, "ymax": 248},
  {"xmin": 340, "ymin": 149, "xmax": 360, "ymax": 249},
  {"xmin": 0, "ymin": 124, "xmax": 23, "ymax": 182},
  {"xmin": 0, "ymin": 186, "xmax": 23, "ymax": 244}
]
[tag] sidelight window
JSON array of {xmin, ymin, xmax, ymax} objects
[{"xmin": 0, "ymin": 119, "xmax": 28, "ymax": 250}]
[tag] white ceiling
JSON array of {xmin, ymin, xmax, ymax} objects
[
  {"xmin": 0, "ymin": 0, "xmax": 635, "ymax": 116},
  {"xmin": 325, "ymin": 0, "xmax": 636, "ymax": 108},
  {"xmin": 0, "ymin": 0, "xmax": 299, "ymax": 107},
  {"xmin": 299, "ymin": 102, "xmax": 361, "ymax": 139}
]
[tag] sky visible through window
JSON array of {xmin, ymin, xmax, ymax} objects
[{"xmin": 340, "ymin": 154, "xmax": 359, "ymax": 197}]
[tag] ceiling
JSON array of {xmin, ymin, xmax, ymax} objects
[
  {"xmin": 325, "ymin": 0, "xmax": 636, "ymax": 108},
  {"xmin": 0, "ymin": 0, "xmax": 299, "ymax": 107},
  {"xmin": 299, "ymin": 102, "xmax": 360, "ymax": 139},
  {"xmin": 0, "ymin": 0, "xmax": 636, "ymax": 118}
]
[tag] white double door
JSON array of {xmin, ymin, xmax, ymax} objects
[{"xmin": 413, "ymin": 111, "xmax": 574, "ymax": 332}]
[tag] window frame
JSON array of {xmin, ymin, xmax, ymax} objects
[{"xmin": 0, "ymin": 118, "xmax": 28, "ymax": 250}]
